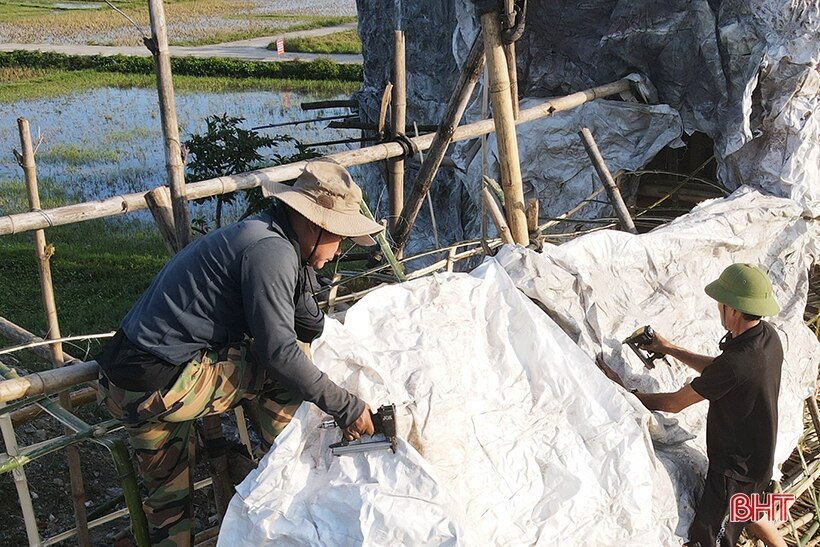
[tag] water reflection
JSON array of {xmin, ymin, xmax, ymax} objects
[{"xmin": 0, "ymin": 87, "xmax": 351, "ymax": 224}]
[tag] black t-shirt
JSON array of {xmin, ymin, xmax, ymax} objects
[{"xmin": 690, "ymin": 321, "xmax": 783, "ymax": 482}]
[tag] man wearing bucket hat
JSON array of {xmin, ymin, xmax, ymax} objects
[
  {"xmin": 96, "ymin": 159, "xmax": 384, "ymax": 546},
  {"xmin": 597, "ymin": 263, "xmax": 786, "ymax": 547}
]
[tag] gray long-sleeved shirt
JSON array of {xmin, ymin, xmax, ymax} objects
[{"xmin": 118, "ymin": 204, "xmax": 363, "ymax": 426}]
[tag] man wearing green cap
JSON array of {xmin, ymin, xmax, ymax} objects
[
  {"xmin": 96, "ymin": 159, "xmax": 385, "ymax": 546},
  {"xmin": 597, "ymin": 263, "xmax": 786, "ymax": 547}
]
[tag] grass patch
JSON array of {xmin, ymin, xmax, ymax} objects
[
  {"xmin": 0, "ymin": 67, "xmax": 359, "ymax": 103},
  {"xmin": 273, "ymin": 29, "xmax": 361, "ymax": 55},
  {"xmin": 0, "ymin": 219, "xmax": 167, "ymax": 347},
  {"xmin": 39, "ymin": 143, "xmax": 119, "ymax": 164}
]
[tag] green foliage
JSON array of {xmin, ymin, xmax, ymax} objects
[
  {"xmin": 0, "ymin": 50, "xmax": 363, "ymax": 82},
  {"xmin": 184, "ymin": 114, "xmax": 321, "ymax": 230},
  {"xmin": 272, "ymin": 29, "xmax": 362, "ymax": 55}
]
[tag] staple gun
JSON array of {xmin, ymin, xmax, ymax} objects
[
  {"xmin": 623, "ymin": 325, "xmax": 670, "ymax": 369},
  {"xmin": 320, "ymin": 403, "xmax": 397, "ymax": 456}
]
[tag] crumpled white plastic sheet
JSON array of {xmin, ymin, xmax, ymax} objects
[
  {"xmin": 219, "ymin": 263, "xmax": 671, "ymax": 545},
  {"xmin": 218, "ymin": 187, "xmax": 818, "ymax": 546},
  {"xmin": 496, "ymin": 187, "xmax": 820, "ymax": 537}
]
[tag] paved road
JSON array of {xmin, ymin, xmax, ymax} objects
[{"xmin": 0, "ymin": 22, "xmax": 362, "ymax": 64}]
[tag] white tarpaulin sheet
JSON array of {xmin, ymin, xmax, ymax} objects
[{"xmin": 219, "ymin": 188, "xmax": 819, "ymax": 546}]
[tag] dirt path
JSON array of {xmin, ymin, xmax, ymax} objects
[{"xmin": 0, "ymin": 22, "xmax": 362, "ymax": 64}]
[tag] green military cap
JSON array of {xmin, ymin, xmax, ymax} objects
[{"xmin": 704, "ymin": 263, "xmax": 780, "ymax": 317}]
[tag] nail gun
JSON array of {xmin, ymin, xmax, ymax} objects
[
  {"xmin": 623, "ymin": 325, "xmax": 670, "ymax": 369},
  {"xmin": 320, "ymin": 404, "xmax": 397, "ymax": 456}
]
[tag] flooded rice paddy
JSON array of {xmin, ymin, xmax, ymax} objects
[{"xmin": 0, "ymin": 86, "xmax": 352, "ymax": 225}]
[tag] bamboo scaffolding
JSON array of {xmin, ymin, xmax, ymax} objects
[
  {"xmin": 391, "ymin": 30, "xmax": 485, "ymax": 255},
  {"xmin": 578, "ymin": 127, "xmax": 637, "ymax": 234},
  {"xmin": 0, "ymin": 351, "xmax": 98, "ymax": 405},
  {"xmin": 480, "ymin": 8, "xmax": 528, "ymax": 244},
  {"xmin": 18, "ymin": 117, "xmax": 91, "ymax": 546},
  {"xmin": 389, "ymin": 30, "xmax": 407, "ymax": 233},
  {"xmin": 147, "ymin": 0, "xmax": 191, "ymax": 249},
  {"xmin": 0, "ymin": 77, "xmax": 635, "ymax": 238}
]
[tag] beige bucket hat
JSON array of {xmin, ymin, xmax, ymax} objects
[{"xmin": 262, "ymin": 159, "xmax": 384, "ymax": 246}]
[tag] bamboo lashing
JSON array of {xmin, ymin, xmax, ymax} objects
[
  {"xmin": 18, "ymin": 117, "xmax": 91, "ymax": 545},
  {"xmin": 578, "ymin": 127, "xmax": 638, "ymax": 234},
  {"xmin": 147, "ymin": 0, "xmax": 191, "ymax": 248},
  {"xmin": 0, "ymin": 77, "xmax": 635, "ymax": 237}
]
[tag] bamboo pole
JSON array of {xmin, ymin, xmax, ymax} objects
[
  {"xmin": 17, "ymin": 117, "xmax": 92, "ymax": 546},
  {"xmin": 526, "ymin": 197, "xmax": 539, "ymax": 234},
  {"xmin": 0, "ymin": 397, "xmax": 40, "ymax": 545},
  {"xmin": 479, "ymin": 10, "xmax": 528, "ymax": 244},
  {"xmin": 391, "ymin": 30, "xmax": 485, "ymax": 254},
  {"xmin": 0, "ymin": 361, "xmax": 99, "ymax": 403},
  {"xmin": 377, "ymin": 83, "xmax": 393, "ymax": 137},
  {"xmin": 0, "ymin": 78, "xmax": 635, "ymax": 237},
  {"xmin": 145, "ymin": 186, "xmax": 179, "ymax": 255},
  {"xmin": 578, "ymin": 127, "xmax": 638, "ymax": 234},
  {"xmin": 481, "ymin": 187, "xmax": 515, "ymax": 245},
  {"xmin": 446, "ymin": 247, "xmax": 457, "ymax": 273},
  {"xmin": 504, "ymin": 43, "xmax": 519, "ymax": 119},
  {"xmin": 502, "ymin": 0, "xmax": 519, "ymax": 118},
  {"xmin": 11, "ymin": 387, "xmax": 97, "ymax": 427},
  {"xmin": 808, "ymin": 395, "xmax": 820, "ymax": 440},
  {"xmin": 388, "ymin": 30, "xmax": 406, "ymax": 233},
  {"xmin": 147, "ymin": 0, "xmax": 191, "ymax": 249}
]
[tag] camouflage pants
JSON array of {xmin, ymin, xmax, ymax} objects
[{"xmin": 100, "ymin": 343, "xmax": 301, "ymax": 547}]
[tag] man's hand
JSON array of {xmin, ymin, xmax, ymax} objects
[
  {"xmin": 642, "ymin": 329, "xmax": 673, "ymax": 355},
  {"xmin": 341, "ymin": 404, "xmax": 375, "ymax": 441},
  {"xmin": 596, "ymin": 353, "xmax": 626, "ymax": 389}
]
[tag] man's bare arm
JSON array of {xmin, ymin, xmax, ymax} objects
[
  {"xmin": 634, "ymin": 384, "xmax": 705, "ymax": 413},
  {"xmin": 645, "ymin": 332, "xmax": 714, "ymax": 373}
]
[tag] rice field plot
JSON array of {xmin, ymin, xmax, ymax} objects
[
  {"xmin": 0, "ymin": 0, "xmax": 357, "ymax": 46},
  {"xmin": 0, "ymin": 85, "xmax": 353, "ymax": 224}
]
